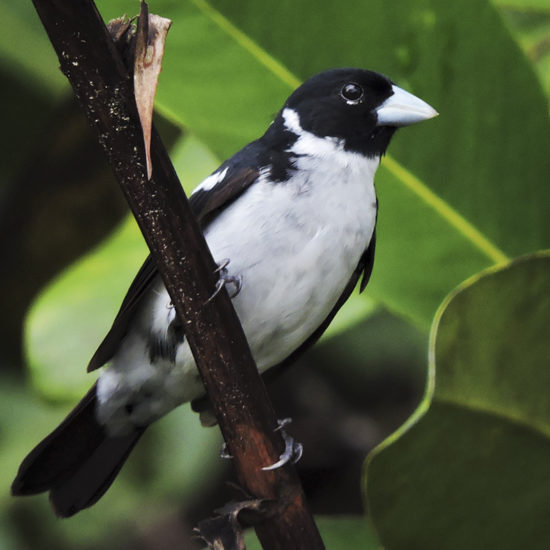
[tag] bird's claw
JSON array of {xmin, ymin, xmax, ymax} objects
[
  {"xmin": 262, "ymin": 418, "xmax": 303, "ymax": 471},
  {"xmin": 214, "ymin": 257, "xmax": 231, "ymax": 273},
  {"xmin": 206, "ymin": 259, "xmax": 243, "ymax": 303}
]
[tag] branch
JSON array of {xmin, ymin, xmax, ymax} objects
[{"xmin": 30, "ymin": 0, "xmax": 325, "ymax": 548}]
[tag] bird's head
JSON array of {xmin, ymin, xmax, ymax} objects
[{"xmin": 280, "ymin": 68, "xmax": 438, "ymax": 157}]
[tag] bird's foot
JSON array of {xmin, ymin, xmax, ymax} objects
[
  {"xmin": 262, "ymin": 418, "xmax": 303, "ymax": 471},
  {"xmin": 206, "ymin": 258, "xmax": 243, "ymax": 303}
]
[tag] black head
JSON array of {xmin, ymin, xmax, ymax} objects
[{"xmin": 279, "ymin": 68, "xmax": 437, "ymax": 157}]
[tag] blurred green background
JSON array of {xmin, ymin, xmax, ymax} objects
[{"xmin": 1, "ymin": 1, "xmax": 550, "ymax": 549}]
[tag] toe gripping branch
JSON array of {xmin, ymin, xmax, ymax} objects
[
  {"xmin": 220, "ymin": 418, "xmax": 303, "ymax": 471},
  {"xmin": 262, "ymin": 418, "xmax": 303, "ymax": 471},
  {"xmin": 201, "ymin": 418, "xmax": 304, "ymax": 549},
  {"xmin": 206, "ymin": 258, "xmax": 243, "ymax": 304}
]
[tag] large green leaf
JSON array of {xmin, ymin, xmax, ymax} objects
[
  {"xmin": 495, "ymin": 0, "xmax": 550, "ymax": 10},
  {"xmin": 25, "ymin": 216, "xmax": 147, "ymax": 398},
  {"xmin": 365, "ymin": 252, "xmax": 550, "ymax": 549},
  {"xmin": 198, "ymin": 0, "xmax": 550, "ymax": 316},
  {"xmin": 20, "ymin": 0, "xmax": 550, "ymax": 389},
  {"xmin": 496, "ymin": 2, "xmax": 550, "ymax": 95},
  {"xmin": 95, "ymin": 0, "xmax": 549, "ymax": 326},
  {"xmin": 0, "ymin": 2, "xmax": 67, "ymax": 95}
]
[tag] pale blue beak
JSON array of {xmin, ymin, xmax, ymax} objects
[{"xmin": 376, "ymin": 84, "xmax": 438, "ymax": 127}]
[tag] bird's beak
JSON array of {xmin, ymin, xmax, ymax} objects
[{"xmin": 375, "ymin": 84, "xmax": 438, "ymax": 127}]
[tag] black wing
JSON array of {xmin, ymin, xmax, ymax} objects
[
  {"xmin": 87, "ymin": 256, "xmax": 158, "ymax": 371},
  {"xmin": 87, "ymin": 157, "xmax": 260, "ymax": 372}
]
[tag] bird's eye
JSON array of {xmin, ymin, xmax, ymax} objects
[{"xmin": 340, "ymin": 83, "xmax": 364, "ymax": 104}]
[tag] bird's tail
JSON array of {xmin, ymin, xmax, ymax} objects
[{"xmin": 11, "ymin": 383, "xmax": 144, "ymax": 517}]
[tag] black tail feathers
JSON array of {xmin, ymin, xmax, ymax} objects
[{"xmin": 11, "ymin": 384, "xmax": 144, "ymax": 517}]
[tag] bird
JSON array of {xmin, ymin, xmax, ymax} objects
[{"xmin": 12, "ymin": 68, "xmax": 437, "ymax": 517}]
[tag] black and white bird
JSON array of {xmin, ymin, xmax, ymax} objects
[{"xmin": 12, "ymin": 68, "xmax": 437, "ymax": 517}]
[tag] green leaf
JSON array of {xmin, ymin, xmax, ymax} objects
[
  {"xmin": 199, "ymin": 0, "xmax": 550, "ymax": 318},
  {"xmin": 25, "ymin": 216, "xmax": 147, "ymax": 399},
  {"xmin": 0, "ymin": 3, "xmax": 67, "ymax": 95},
  {"xmin": 494, "ymin": 0, "xmax": 550, "ymax": 11},
  {"xmin": 96, "ymin": 0, "xmax": 549, "ymax": 327},
  {"xmin": 322, "ymin": 291, "xmax": 378, "ymax": 340},
  {"xmin": 495, "ymin": 4, "xmax": 550, "ymax": 95},
  {"xmin": 365, "ymin": 252, "xmax": 550, "ymax": 549},
  {"xmin": 20, "ymin": 0, "xmax": 550, "ymax": 389},
  {"xmin": 245, "ymin": 516, "xmax": 382, "ymax": 550}
]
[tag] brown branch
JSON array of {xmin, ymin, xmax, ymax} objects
[{"xmin": 30, "ymin": 0, "xmax": 325, "ymax": 548}]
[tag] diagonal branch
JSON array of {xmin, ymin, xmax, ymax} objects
[{"xmin": 30, "ymin": 0, "xmax": 325, "ymax": 548}]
